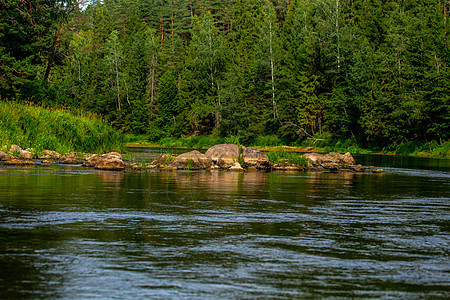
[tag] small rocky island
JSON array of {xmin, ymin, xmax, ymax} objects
[{"xmin": 0, "ymin": 144, "xmax": 366, "ymax": 172}]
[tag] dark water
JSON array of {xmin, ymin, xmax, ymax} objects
[{"xmin": 0, "ymin": 154, "xmax": 449, "ymax": 298}]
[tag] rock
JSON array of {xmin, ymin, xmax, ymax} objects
[
  {"xmin": 229, "ymin": 162, "xmax": 244, "ymax": 171},
  {"xmin": 351, "ymin": 164, "xmax": 365, "ymax": 172},
  {"xmin": 10, "ymin": 145, "xmax": 22, "ymax": 152},
  {"xmin": 42, "ymin": 159, "xmax": 53, "ymax": 164},
  {"xmin": 101, "ymin": 152, "xmax": 122, "ymax": 159},
  {"xmin": 303, "ymin": 153, "xmax": 326, "ymax": 166},
  {"xmin": 151, "ymin": 154, "xmax": 175, "ymax": 167},
  {"xmin": 82, "ymin": 154, "xmax": 102, "ymax": 167},
  {"xmin": 272, "ymin": 163, "xmax": 303, "ymax": 171},
  {"xmin": 303, "ymin": 152, "xmax": 360, "ymax": 171},
  {"xmin": 38, "ymin": 150, "xmax": 61, "ymax": 159},
  {"xmin": 170, "ymin": 150, "xmax": 212, "ymax": 170},
  {"xmin": 209, "ymin": 163, "xmax": 220, "ymax": 170},
  {"xmin": 342, "ymin": 152, "xmax": 356, "ymax": 165},
  {"xmin": 0, "ymin": 151, "xmax": 13, "ymax": 161},
  {"xmin": 18, "ymin": 150, "xmax": 32, "ymax": 160},
  {"xmin": 94, "ymin": 157, "xmax": 126, "ymax": 171},
  {"xmin": 322, "ymin": 162, "xmax": 340, "ymax": 171},
  {"xmin": 129, "ymin": 163, "xmax": 144, "ymax": 170},
  {"xmin": 205, "ymin": 144, "xmax": 239, "ymax": 168},
  {"xmin": 372, "ymin": 168, "xmax": 385, "ymax": 173},
  {"xmin": 81, "ymin": 152, "xmax": 125, "ymax": 170},
  {"xmin": 242, "ymin": 147, "xmax": 270, "ymax": 168},
  {"xmin": 59, "ymin": 153, "xmax": 84, "ymax": 164},
  {"xmin": 218, "ymin": 156, "xmax": 236, "ymax": 169},
  {"xmin": 161, "ymin": 166, "xmax": 178, "ymax": 171},
  {"xmin": 2, "ymin": 159, "xmax": 35, "ymax": 166}
]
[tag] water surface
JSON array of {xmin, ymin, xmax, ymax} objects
[{"xmin": 0, "ymin": 155, "xmax": 449, "ymax": 298}]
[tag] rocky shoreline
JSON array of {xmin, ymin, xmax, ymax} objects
[{"xmin": 0, "ymin": 144, "xmax": 376, "ymax": 173}]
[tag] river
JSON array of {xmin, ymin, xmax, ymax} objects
[{"xmin": 0, "ymin": 151, "xmax": 449, "ymax": 298}]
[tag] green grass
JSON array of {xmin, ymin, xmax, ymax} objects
[
  {"xmin": 0, "ymin": 101, "xmax": 126, "ymax": 154},
  {"xmin": 267, "ymin": 148, "xmax": 309, "ymax": 167},
  {"xmin": 129, "ymin": 132, "xmax": 450, "ymax": 158},
  {"xmin": 252, "ymin": 135, "xmax": 282, "ymax": 147}
]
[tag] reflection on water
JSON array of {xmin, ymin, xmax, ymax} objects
[{"xmin": 0, "ymin": 160, "xmax": 449, "ymax": 298}]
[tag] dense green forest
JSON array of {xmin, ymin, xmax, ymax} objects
[{"xmin": 1, "ymin": 0, "xmax": 449, "ymax": 149}]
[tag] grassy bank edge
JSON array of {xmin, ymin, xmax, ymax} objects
[
  {"xmin": 126, "ymin": 134, "xmax": 450, "ymax": 158},
  {"xmin": 0, "ymin": 101, "xmax": 126, "ymax": 154}
]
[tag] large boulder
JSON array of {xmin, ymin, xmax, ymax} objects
[
  {"xmin": 205, "ymin": 144, "xmax": 239, "ymax": 168},
  {"xmin": 327, "ymin": 152, "xmax": 356, "ymax": 165},
  {"xmin": 170, "ymin": 150, "xmax": 212, "ymax": 170},
  {"xmin": 242, "ymin": 147, "xmax": 270, "ymax": 168},
  {"xmin": 303, "ymin": 153, "xmax": 333, "ymax": 166},
  {"xmin": 94, "ymin": 157, "xmax": 126, "ymax": 171},
  {"xmin": 82, "ymin": 154, "xmax": 102, "ymax": 167},
  {"xmin": 82, "ymin": 152, "xmax": 126, "ymax": 170},
  {"xmin": 0, "ymin": 151, "xmax": 13, "ymax": 161},
  {"xmin": 303, "ymin": 152, "xmax": 362, "ymax": 171}
]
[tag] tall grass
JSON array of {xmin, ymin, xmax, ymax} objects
[
  {"xmin": 156, "ymin": 135, "xmax": 235, "ymax": 149},
  {"xmin": 266, "ymin": 148, "xmax": 309, "ymax": 167},
  {"xmin": 0, "ymin": 101, "xmax": 126, "ymax": 153}
]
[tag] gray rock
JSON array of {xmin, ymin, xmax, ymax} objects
[
  {"xmin": 39, "ymin": 150, "xmax": 61, "ymax": 159},
  {"xmin": 0, "ymin": 151, "xmax": 13, "ymax": 161},
  {"xmin": 205, "ymin": 144, "xmax": 239, "ymax": 168},
  {"xmin": 170, "ymin": 150, "xmax": 212, "ymax": 170},
  {"xmin": 82, "ymin": 154, "xmax": 101, "ymax": 167},
  {"xmin": 95, "ymin": 157, "xmax": 126, "ymax": 171},
  {"xmin": 242, "ymin": 147, "xmax": 270, "ymax": 168},
  {"xmin": 151, "ymin": 154, "xmax": 175, "ymax": 167},
  {"xmin": 2, "ymin": 159, "xmax": 35, "ymax": 166},
  {"xmin": 229, "ymin": 162, "xmax": 244, "ymax": 171},
  {"xmin": 59, "ymin": 153, "xmax": 84, "ymax": 164}
]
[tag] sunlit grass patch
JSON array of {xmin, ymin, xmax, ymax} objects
[{"xmin": 0, "ymin": 101, "xmax": 126, "ymax": 154}]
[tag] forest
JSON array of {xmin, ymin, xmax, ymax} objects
[{"xmin": 1, "ymin": 0, "xmax": 449, "ymax": 150}]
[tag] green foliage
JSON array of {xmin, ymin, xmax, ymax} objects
[
  {"xmin": 253, "ymin": 135, "xmax": 281, "ymax": 147},
  {"xmin": 157, "ymin": 71, "xmax": 179, "ymax": 132},
  {"xmin": 157, "ymin": 135, "xmax": 224, "ymax": 149},
  {"xmin": 186, "ymin": 158, "xmax": 194, "ymax": 170},
  {"xmin": 1, "ymin": 0, "xmax": 448, "ymax": 156},
  {"xmin": 0, "ymin": 101, "xmax": 125, "ymax": 154},
  {"xmin": 267, "ymin": 148, "xmax": 308, "ymax": 167}
]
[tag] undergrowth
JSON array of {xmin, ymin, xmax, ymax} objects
[
  {"xmin": 267, "ymin": 148, "xmax": 309, "ymax": 167},
  {"xmin": 0, "ymin": 101, "xmax": 126, "ymax": 154}
]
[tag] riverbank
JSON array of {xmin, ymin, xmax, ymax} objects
[
  {"xmin": 0, "ymin": 101, "xmax": 126, "ymax": 154},
  {"xmin": 126, "ymin": 135, "xmax": 450, "ymax": 158},
  {"xmin": 1, "ymin": 143, "xmax": 371, "ymax": 173}
]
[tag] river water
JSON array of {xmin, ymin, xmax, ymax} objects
[{"xmin": 0, "ymin": 151, "xmax": 449, "ymax": 298}]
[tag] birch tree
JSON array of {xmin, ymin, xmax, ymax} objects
[
  {"xmin": 105, "ymin": 30, "xmax": 124, "ymax": 111},
  {"xmin": 256, "ymin": 0, "xmax": 280, "ymax": 119}
]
